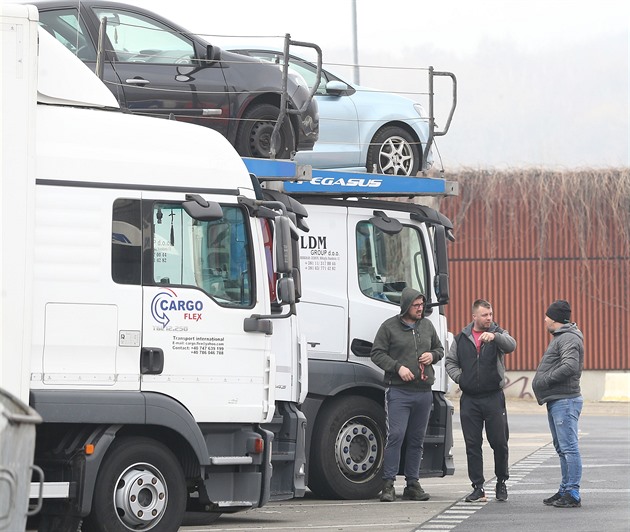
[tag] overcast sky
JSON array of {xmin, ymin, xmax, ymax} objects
[{"xmin": 42, "ymin": 0, "xmax": 630, "ymax": 169}]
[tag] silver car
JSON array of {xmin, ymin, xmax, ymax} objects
[{"xmin": 230, "ymin": 47, "xmax": 434, "ymax": 175}]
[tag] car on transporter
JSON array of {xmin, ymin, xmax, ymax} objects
[
  {"xmin": 31, "ymin": 0, "xmax": 319, "ymax": 159},
  {"xmin": 229, "ymin": 47, "xmax": 434, "ymax": 175}
]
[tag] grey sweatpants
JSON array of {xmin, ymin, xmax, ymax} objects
[{"xmin": 382, "ymin": 387, "xmax": 433, "ymax": 481}]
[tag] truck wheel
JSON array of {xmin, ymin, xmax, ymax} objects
[
  {"xmin": 365, "ymin": 126, "xmax": 421, "ymax": 175},
  {"xmin": 308, "ymin": 396, "xmax": 385, "ymax": 500},
  {"xmin": 83, "ymin": 437, "xmax": 186, "ymax": 532},
  {"xmin": 235, "ymin": 103, "xmax": 295, "ymax": 159}
]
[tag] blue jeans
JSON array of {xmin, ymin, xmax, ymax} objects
[
  {"xmin": 382, "ymin": 387, "xmax": 433, "ymax": 482},
  {"xmin": 546, "ymin": 396, "xmax": 583, "ymax": 499}
]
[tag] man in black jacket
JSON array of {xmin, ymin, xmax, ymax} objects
[{"xmin": 445, "ymin": 299, "xmax": 516, "ymax": 503}]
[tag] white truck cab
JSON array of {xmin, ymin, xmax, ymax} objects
[
  {"xmin": 244, "ymin": 159, "xmax": 457, "ymax": 499},
  {"xmin": 2, "ymin": 6, "xmax": 306, "ymax": 530}
]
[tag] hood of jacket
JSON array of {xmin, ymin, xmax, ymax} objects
[
  {"xmin": 552, "ymin": 322, "xmax": 583, "ymax": 341},
  {"xmin": 399, "ymin": 287, "xmax": 426, "ymax": 317}
]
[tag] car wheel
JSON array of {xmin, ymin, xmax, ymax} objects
[
  {"xmin": 308, "ymin": 396, "xmax": 385, "ymax": 500},
  {"xmin": 235, "ymin": 103, "xmax": 296, "ymax": 159},
  {"xmin": 366, "ymin": 126, "xmax": 421, "ymax": 175},
  {"xmin": 82, "ymin": 437, "xmax": 186, "ymax": 532}
]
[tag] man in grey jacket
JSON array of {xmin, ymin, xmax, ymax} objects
[
  {"xmin": 371, "ymin": 287, "xmax": 443, "ymax": 502},
  {"xmin": 532, "ymin": 299, "xmax": 584, "ymax": 509},
  {"xmin": 445, "ymin": 299, "xmax": 516, "ymax": 503}
]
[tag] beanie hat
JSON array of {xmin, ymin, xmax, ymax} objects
[{"xmin": 546, "ymin": 300, "xmax": 571, "ymax": 324}]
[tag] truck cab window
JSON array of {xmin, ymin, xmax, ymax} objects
[
  {"xmin": 153, "ymin": 203, "xmax": 252, "ymax": 306},
  {"xmin": 112, "ymin": 199, "xmax": 142, "ymax": 285},
  {"xmin": 356, "ymin": 221, "xmax": 426, "ymax": 304}
]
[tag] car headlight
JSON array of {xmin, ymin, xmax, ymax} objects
[{"xmin": 413, "ymin": 103, "xmax": 428, "ymax": 119}]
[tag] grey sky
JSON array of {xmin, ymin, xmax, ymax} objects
[{"xmin": 55, "ymin": 0, "xmax": 630, "ymax": 169}]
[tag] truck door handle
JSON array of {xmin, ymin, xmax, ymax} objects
[
  {"xmin": 140, "ymin": 347, "xmax": 164, "ymax": 374},
  {"xmin": 125, "ymin": 78, "xmax": 150, "ymax": 86}
]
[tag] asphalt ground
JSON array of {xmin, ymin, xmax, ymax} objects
[
  {"xmin": 181, "ymin": 398, "xmax": 630, "ymax": 531},
  {"xmin": 414, "ymin": 399, "xmax": 630, "ymax": 532}
]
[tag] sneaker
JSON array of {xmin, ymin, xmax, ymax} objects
[
  {"xmin": 552, "ymin": 493, "xmax": 581, "ymax": 508},
  {"xmin": 543, "ymin": 491, "xmax": 564, "ymax": 506},
  {"xmin": 402, "ymin": 481, "xmax": 430, "ymax": 501},
  {"xmin": 465, "ymin": 486, "xmax": 487, "ymax": 502},
  {"xmin": 495, "ymin": 480, "xmax": 508, "ymax": 502},
  {"xmin": 379, "ymin": 480, "xmax": 396, "ymax": 502}
]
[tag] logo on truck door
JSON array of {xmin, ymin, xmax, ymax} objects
[{"xmin": 151, "ymin": 288, "xmax": 204, "ymax": 328}]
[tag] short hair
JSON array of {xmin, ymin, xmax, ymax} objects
[{"xmin": 472, "ymin": 299, "xmax": 492, "ymax": 313}]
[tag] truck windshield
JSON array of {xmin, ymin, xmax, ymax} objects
[
  {"xmin": 356, "ymin": 221, "xmax": 427, "ymax": 305},
  {"xmin": 153, "ymin": 203, "xmax": 252, "ymax": 306}
]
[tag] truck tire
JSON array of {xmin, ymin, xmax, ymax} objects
[
  {"xmin": 365, "ymin": 126, "xmax": 421, "ymax": 175},
  {"xmin": 308, "ymin": 396, "xmax": 385, "ymax": 500},
  {"xmin": 235, "ymin": 103, "xmax": 295, "ymax": 159},
  {"xmin": 83, "ymin": 437, "xmax": 186, "ymax": 532}
]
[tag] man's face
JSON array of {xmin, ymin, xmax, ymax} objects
[
  {"xmin": 544, "ymin": 315, "xmax": 557, "ymax": 334},
  {"xmin": 472, "ymin": 306, "xmax": 493, "ymax": 331},
  {"xmin": 405, "ymin": 297, "xmax": 425, "ymax": 321}
]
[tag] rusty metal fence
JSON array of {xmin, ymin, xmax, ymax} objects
[{"xmin": 439, "ymin": 169, "xmax": 630, "ymax": 371}]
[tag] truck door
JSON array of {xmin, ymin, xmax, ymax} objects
[
  {"xmin": 347, "ymin": 207, "xmax": 433, "ymax": 363},
  {"xmin": 296, "ymin": 204, "xmax": 349, "ymax": 362},
  {"xmin": 140, "ymin": 198, "xmax": 272, "ymax": 423}
]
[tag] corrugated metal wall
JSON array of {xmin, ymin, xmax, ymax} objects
[{"xmin": 439, "ymin": 169, "xmax": 630, "ymax": 371}]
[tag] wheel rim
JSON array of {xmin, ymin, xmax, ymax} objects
[
  {"xmin": 247, "ymin": 120, "xmax": 279, "ymax": 158},
  {"xmin": 113, "ymin": 462, "xmax": 168, "ymax": 530},
  {"xmin": 378, "ymin": 135, "xmax": 415, "ymax": 175},
  {"xmin": 334, "ymin": 416, "xmax": 383, "ymax": 483}
]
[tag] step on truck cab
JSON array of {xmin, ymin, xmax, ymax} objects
[
  {"xmin": 1, "ymin": 5, "xmax": 306, "ymax": 531},
  {"xmin": 245, "ymin": 158, "xmax": 458, "ymax": 500}
]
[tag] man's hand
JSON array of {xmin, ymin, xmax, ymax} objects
[
  {"xmin": 418, "ymin": 352, "xmax": 433, "ymax": 365},
  {"xmin": 398, "ymin": 365, "xmax": 415, "ymax": 382},
  {"xmin": 479, "ymin": 332, "xmax": 495, "ymax": 343}
]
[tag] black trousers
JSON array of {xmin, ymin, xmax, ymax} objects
[{"xmin": 460, "ymin": 389, "xmax": 509, "ymax": 488}]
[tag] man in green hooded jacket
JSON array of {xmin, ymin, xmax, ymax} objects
[{"xmin": 371, "ymin": 287, "xmax": 444, "ymax": 502}]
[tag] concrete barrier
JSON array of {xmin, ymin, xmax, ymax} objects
[{"xmin": 447, "ymin": 370, "xmax": 630, "ymax": 402}]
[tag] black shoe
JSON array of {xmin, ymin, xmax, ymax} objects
[
  {"xmin": 402, "ymin": 481, "xmax": 430, "ymax": 501},
  {"xmin": 553, "ymin": 493, "xmax": 581, "ymax": 508},
  {"xmin": 379, "ymin": 480, "xmax": 395, "ymax": 502},
  {"xmin": 465, "ymin": 486, "xmax": 487, "ymax": 502},
  {"xmin": 495, "ymin": 480, "xmax": 508, "ymax": 502},
  {"xmin": 543, "ymin": 491, "xmax": 563, "ymax": 506}
]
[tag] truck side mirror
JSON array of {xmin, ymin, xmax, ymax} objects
[
  {"xmin": 433, "ymin": 224, "xmax": 450, "ymax": 304},
  {"xmin": 274, "ymin": 216, "xmax": 293, "ymax": 274},
  {"xmin": 182, "ymin": 195, "xmax": 223, "ymax": 221},
  {"xmin": 370, "ymin": 211, "xmax": 403, "ymax": 235},
  {"xmin": 277, "ymin": 277, "xmax": 296, "ymax": 305}
]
